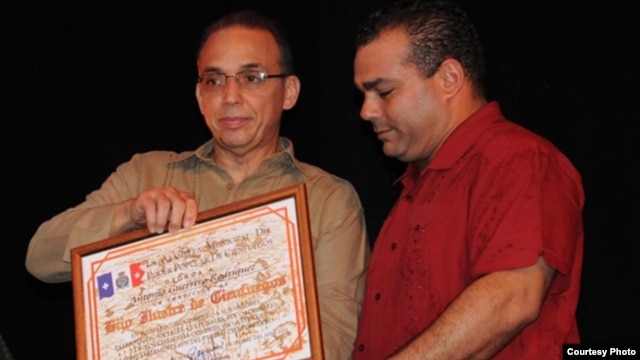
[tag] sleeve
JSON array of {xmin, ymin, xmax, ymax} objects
[
  {"xmin": 307, "ymin": 177, "xmax": 370, "ymax": 359},
  {"xmin": 25, "ymin": 153, "xmax": 165, "ymax": 283},
  {"xmin": 468, "ymin": 144, "xmax": 584, "ymax": 292}
]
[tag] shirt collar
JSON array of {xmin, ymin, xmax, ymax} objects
[
  {"xmin": 166, "ymin": 137, "xmax": 310, "ymax": 176},
  {"xmin": 399, "ymin": 101, "xmax": 505, "ymax": 185}
]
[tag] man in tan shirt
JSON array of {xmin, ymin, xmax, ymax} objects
[{"xmin": 26, "ymin": 10, "xmax": 369, "ymax": 359}]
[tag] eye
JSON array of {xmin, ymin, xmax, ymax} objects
[
  {"xmin": 202, "ymin": 75, "xmax": 223, "ymax": 87},
  {"xmin": 378, "ymin": 89, "xmax": 393, "ymax": 99},
  {"xmin": 243, "ymin": 71, "xmax": 265, "ymax": 83}
]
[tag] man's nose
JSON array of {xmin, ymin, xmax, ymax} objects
[
  {"xmin": 221, "ymin": 77, "xmax": 242, "ymax": 103},
  {"xmin": 360, "ymin": 97, "xmax": 380, "ymax": 122}
]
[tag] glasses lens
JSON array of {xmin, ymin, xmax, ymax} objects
[
  {"xmin": 200, "ymin": 73, "xmax": 224, "ymax": 93},
  {"xmin": 237, "ymin": 70, "xmax": 266, "ymax": 90},
  {"xmin": 199, "ymin": 71, "xmax": 274, "ymax": 93}
]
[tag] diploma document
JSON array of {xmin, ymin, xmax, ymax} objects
[{"xmin": 71, "ymin": 184, "xmax": 322, "ymax": 360}]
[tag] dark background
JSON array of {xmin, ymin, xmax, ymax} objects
[{"xmin": 2, "ymin": 1, "xmax": 638, "ymax": 357}]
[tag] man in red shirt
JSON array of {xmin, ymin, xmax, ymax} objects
[{"xmin": 352, "ymin": 0, "xmax": 584, "ymax": 359}]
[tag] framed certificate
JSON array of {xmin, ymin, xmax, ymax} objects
[{"xmin": 71, "ymin": 183, "xmax": 323, "ymax": 360}]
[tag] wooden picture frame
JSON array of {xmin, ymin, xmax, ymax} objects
[{"xmin": 71, "ymin": 183, "xmax": 323, "ymax": 359}]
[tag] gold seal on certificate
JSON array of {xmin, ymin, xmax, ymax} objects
[{"xmin": 71, "ymin": 184, "xmax": 323, "ymax": 359}]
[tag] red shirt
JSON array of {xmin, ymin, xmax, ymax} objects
[{"xmin": 354, "ymin": 102, "xmax": 584, "ymax": 359}]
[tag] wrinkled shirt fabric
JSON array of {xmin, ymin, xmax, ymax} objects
[
  {"xmin": 27, "ymin": 137, "xmax": 369, "ymax": 359},
  {"xmin": 354, "ymin": 102, "xmax": 584, "ymax": 360}
]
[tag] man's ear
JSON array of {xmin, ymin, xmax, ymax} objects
[
  {"xmin": 438, "ymin": 58, "xmax": 465, "ymax": 99},
  {"xmin": 283, "ymin": 75, "xmax": 301, "ymax": 110}
]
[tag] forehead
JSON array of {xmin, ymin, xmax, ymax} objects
[
  {"xmin": 197, "ymin": 25, "xmax": 281, "ymax": 72},
  {"xmin": 354, "ymin": 28, "xmax": 412, "ymax": 85}
]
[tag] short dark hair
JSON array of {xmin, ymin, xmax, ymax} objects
[
  {"xmin": 198, "ymin": 10, "xmax": 295, "ymax": 75},
  {"xmin": 356, "ymin": 0, "xmax": 485, "ymax": 95}
]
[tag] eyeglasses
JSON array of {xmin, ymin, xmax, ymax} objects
[{"xmin": 197, "ymin": 70, "xmax": 289, "ymax": 93}]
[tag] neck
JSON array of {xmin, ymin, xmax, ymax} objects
[
  {"xmin": 212, "ymin": 141, "xmax": 280, "ymax": 184},
  {"xmin": 415, "ymin": 95, "xmax": 488, "ymax": 171},
  {"xmin": 450, "ymin": 95, "xmax": 487, "ymax": 128}
]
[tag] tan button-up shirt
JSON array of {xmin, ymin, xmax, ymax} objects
[{"xmin": 26, "ymin": 137, "xmax": 370, "ymax": 359}]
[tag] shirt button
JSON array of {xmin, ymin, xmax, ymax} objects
[
  {"xmin": 391, "ymin": 243, "xmax": 397, "ymax": 250},
  {"xmin": 358, "ymin": 344, "xmax": 364, "ymax": 351},
  {"xmin": 226, "ymin": 183, "xmax": 233, "ymax": 190},
  {"xmin": 374, "ymin": 293, "xmax": 381, "ymax": 300},
  {"xmin": 406, "ymin": 195, "xmax": 414, "ymax": 202}
]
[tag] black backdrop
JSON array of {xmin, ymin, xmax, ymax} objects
[{"xmin": 2, "ymin": 1, "xmax": 638, "ymax": 357}]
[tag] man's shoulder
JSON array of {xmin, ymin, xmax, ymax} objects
[
  {"xmin": 292, "ymin": 160, "xmax": 364, "ymax": 213},
  {"xmin": 112, "ymin": 149, "xmax": 196, "ymax": 175},
  {"xmin": 295, "ymin": 159, "xmax": 351, "ymax": 184},
  {"xmin": 463, "ymin": 102, "xmax": 561, "ymax": 155},
  {"xmin": 473, "ymin": 119, "xmax": 582, "ymax": 184},
  {"xmin": 128, "ymin": 149, "xmax": 194, "ymax": 164},
  {"xmin": 480, "ymin": 118, "xmax": 563, "ymax": 157},
  {"xmin": 291, "ymin": 159, "xmax": 360, "ymax": 196},
  {"xmin": 279, "ymin": 138, "xmax": 352, "ymax": 187}
]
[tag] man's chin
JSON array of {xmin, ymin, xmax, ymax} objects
[
  {"xmin": 382, "ymin": 144, "xmax": 401, "ymax": 159},
  {"xmin": 216, "ymin": 134, "xmax": 253, "ymax": 147},
  {"xmin": 383, "ymin": 147, "xmax": 414, "ymax": 164},
  {"xmin": 214, "ymin": 138, "xmax": 253, "ymax": 153}
]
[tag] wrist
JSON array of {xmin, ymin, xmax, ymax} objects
[{"xmin": 111, "ymin": 199, "xmax": 141, "ymax": 236}]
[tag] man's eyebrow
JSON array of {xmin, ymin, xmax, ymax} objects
[
  {"xmin": 362, "ymin": 78, "xmax": 384, "ymax": 91},
  {"xmin": 201, "ymin": 63, "xmax": 262, "ymax": 74},
  {"xmin": 201, "ymin": 66, "xmax": 222, "ymax": 74}
]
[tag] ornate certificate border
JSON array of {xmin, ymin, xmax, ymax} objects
[{"xmin": 71, "ymin": 184, "xmax": 322, "ymax": 360}]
